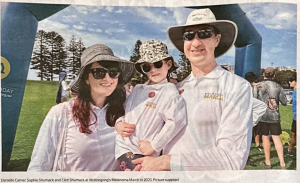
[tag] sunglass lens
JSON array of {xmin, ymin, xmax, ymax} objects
[
  {"xmin": 91, "ymin": 68, "xmax": 106, "ymax": 79},
  {"xmin": 108, "ymin": 69, "xmax": 121, "ymax": 78},
  {"xmin": 183, "ymin": 31, "xmax": 195, "ymax": 41},
  {"xmin": 154, "ymin": 61, "xmax": 163, "ymax": 68},
  {"xmin": 142, "ymin": 64, "xmax": 151, "ymax": 73},
  {"xmin": 197, "ymin": 30, "xmax": 213, "ymax": 39}
]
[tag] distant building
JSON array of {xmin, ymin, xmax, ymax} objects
[{"xmin": 275, "ymin": 66, "xmax": 296, "ymax": 72}]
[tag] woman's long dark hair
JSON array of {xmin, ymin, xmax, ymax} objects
[{"xmin": 72, "ymin": 61, "xmax": 126, "ymax": 134}]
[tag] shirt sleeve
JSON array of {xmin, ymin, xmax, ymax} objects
[
  {"xmin": 252, "ymin": 98, "xmax": 267, "ymax": 126},
  {"xmin": 279, "ymin": 86, "xmax": 287, "ymax": 106},
  {"xmin": 27, "ymin": 105, "xmax": 63, "ymax": 171},
  {"xmin": 170, "ymin": 83, "xmax": 253, "ymax": 171},
  {"xmin": 61, "ymin": 81, "xmax": 69, "ymax": 91},
  {"xmin": 150, "ymin": 94, "xmax": 187, "ymax": 153}
]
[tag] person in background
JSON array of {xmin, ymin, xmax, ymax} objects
[
  {"xmin": 245, "ymin": 71, "xmax": 263, "ymax": 152},
  {"xmin": 169, "ymin": 72, "xmax": 178, "ymax": 84},
  {"xmin": 56, "ymin": 71, "xmax": 69, "ymax": 104},
  {"xmin": 124, "ymin": 81, "xmax": 133, "ymax": 97},
  {"xmin": 256, "ymin": 67, "xmax": 287, "ymax": 169},
  {"xmin": 285, "ymin": 73, "xmax": 297, "ymax": 157},
  {"xmin": 68, "ymin": 74, "xmax": 77, "ymax": 98},
  {"xmin": 27, "ymin": 44, "xmax": 135, "ymax": 171}
]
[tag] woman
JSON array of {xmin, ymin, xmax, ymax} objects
[
  {"xmin": 27, "ymin": 44, "xmax": 135, "ymax": 171},
  {"xmin": 55, "ymin": 71, "xmax": 69, "ymax": 104}
]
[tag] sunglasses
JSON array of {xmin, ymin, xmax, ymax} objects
[
  {"xmin": 183, "ymin": 29, "xmax": 214, "ymax": 41},
  {"xmin": 140, "ymin": 61, "xmax": 164, "ymax": 74},
  {"xmin": 90, "ymin": 67, "xmax": 120, "ymax": 79}
]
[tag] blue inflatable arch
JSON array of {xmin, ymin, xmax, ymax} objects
[
  {"xmin": 1, "ymin": 3, "xmax": 261, "ymax": 169},
  {"xmin": 1, "ymin": 2, "xmax": 69, "ymax": 168}
]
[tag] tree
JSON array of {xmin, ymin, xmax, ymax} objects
[
  {"xmin": 46, "ymin": 31, "xmax": 67, "ymax": 81},
  {"xmin": 67, "ymin": 35, "xmax": 78, "ymax": 76},
  {"xmin": 274, "ymin": 70, "xmax": 296, "ymax": 89},
  {"xmin": 31, "ymin": 30, "xmax": 51, "ymax": 81},
  {"xmin": 129, "ymin": 40, "xmax": 147, "ymax": 84},
  {"xmin": 176, "ymin": 52, "xmax": 191, "ymax": 82}
]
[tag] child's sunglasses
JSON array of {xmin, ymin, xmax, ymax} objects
[
  {"xmin": 183, "ymin": 29, "xmax": 214, "ymax": 41},
  {"xmin": 140, "ymin": 61, "xmax": 164, "ymax": 74},
  {"xmin": 90, "ymin": 68, "xmax": 121, "ymax": 79}
]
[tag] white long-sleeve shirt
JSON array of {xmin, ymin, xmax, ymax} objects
[
  {"xmin": 115, "ymin": 79, "xmax": 187, "ymax": 159},
  {"xmin": 28, "ymin": 99, "xmax": 118, "ymax": 171},
  {"xmin": 165, "ymin": 66, "xmax": 254, "ymax": 170},
  {"xmin": 61, "ymin": 80, "xmax": 69, "ymax": 98}
]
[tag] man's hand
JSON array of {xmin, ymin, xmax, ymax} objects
[
  {"xmin": 131, "ymin": 155, "xmax": 171, "ymax": 171},
  {"xmin": 139, "ymin": 140, "xmax": 155, "ymax": 156},
  {"xmin": 115, "ymin": 121, "xmax": 135, "ymax": 137}
]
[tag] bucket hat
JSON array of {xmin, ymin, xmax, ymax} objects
[
  {"xmin": 71, "ymin": 44, "xmax": 135, "ymax": 93},
  {"xmin": 135, "ymin": 40, "xmax": 178, "ymax": 74},
  {"xmin": 167, "ymin": 8, "xmax": 237, "ymax": 58}
]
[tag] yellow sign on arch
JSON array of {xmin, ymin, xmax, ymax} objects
[{"xmin": 1, "ymin": 56, "xmax": 11, "ymax": 79}]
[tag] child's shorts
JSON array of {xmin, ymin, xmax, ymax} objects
[{"xmin": 118, "ymin": 152, "xmax": 144, "ymax": 171}]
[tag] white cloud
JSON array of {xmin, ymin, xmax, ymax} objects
[
  {"xmin": 134, "ymin": 7, "xmax": 165, "ymax": 24},
  {"xmin": 73, "ymin": 5, "xmax": 102, "ymax": 15},
  {"xmin": 106, "ymin": 6, "xmax": 114, "ymax": 12},
  {"xmin": 96, "ymin": 29, "xmax": 103, "ymax": 33},
  {"xmin": 88, "ymin": 28, "xmax": 95, "ymax": 32},
  {"xmin": 80, "ymin": 22, "xmax": 86, "ymax": 25},
  {"xmin": 169, "ymin": 8, "xmax": 191, "ymax": 25},
  {"xmin": 38, "ymin": 19, "xmax": 69, "ymax": 31},
  {"xmin": 240, "ymin": 3, "xmax": 296, "ymax": 30},
  {"xmin": 73, "ymin": 25, "xmax": 85, "ymax": 30},
  {"xmin": 115, "ymin": 9, "xmax": 123, "ymax": 14}
]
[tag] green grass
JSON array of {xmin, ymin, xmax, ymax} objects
[
  {"xmin": 4, "ymin": 80, "xmax": 59, "ymax": 171},
  {"xmin": 244, "ymin": 104, "xmax": 297, "ymax": 170},
  {"xmin": 4, "ymin": 80, "xmax": 297, "ymax": 171}
]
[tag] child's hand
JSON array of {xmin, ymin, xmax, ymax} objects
[
  {"xmin": 139, "ymin": 140, "xmax": 155, "ymax": 156},
  {"xmin": 115, "ymin": 121, "xmax": 135, "ymax": 137}
]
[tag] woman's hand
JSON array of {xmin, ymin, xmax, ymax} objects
[
  {"xmin": 115, "ymin": 121, "xmax": 135, "ymax": 137},
  {"xmin": 138, "ymin": 140, "xmax": 155, "ymax": 156},
  {"xmin": 131, "ymin": 155, "xmax": 171, "ymax": 171}
]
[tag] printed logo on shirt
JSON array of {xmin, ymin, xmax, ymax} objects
[
  {"xmin": 204, "ymin": 93, "xmax": 223, "ymax": 101},
  {"xmin": 146, "ymin": 101, "xmax": 156, "ymax": 109}
]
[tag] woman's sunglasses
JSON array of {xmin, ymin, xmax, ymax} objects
[
  {"xmin": 90, "ymin": 68, "xmax": 121, "ymax": 79},
  {"xmin": 183, "ymin": 29, "xmax": 214, "ymax": 41},
  {"xmin": 140, "ymin": 60, "xmax": 164, "ymax": 74}
]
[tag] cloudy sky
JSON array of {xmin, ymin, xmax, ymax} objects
[{"xmin": 27, "ymin": 2, "xmax": 297, "ymax": 80}]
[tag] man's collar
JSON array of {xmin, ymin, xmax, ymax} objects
[{"xmin": 184, "ymin": 65, "xmax": 225, "ymax": 82}]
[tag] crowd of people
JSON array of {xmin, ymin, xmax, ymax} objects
[{"xmin": 28, "ymin": 8, "xmax": 296, "ymax": 171}]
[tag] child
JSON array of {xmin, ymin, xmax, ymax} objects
[{"xmin": 115, "ymin": 40, "xmax": 187, "ymax": 171}]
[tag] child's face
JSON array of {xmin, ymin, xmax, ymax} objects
[{"xmin": 146, "ymin": 60, "xmax": 172, "ymax": 85}]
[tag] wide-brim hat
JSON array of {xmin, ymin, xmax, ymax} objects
[
  {"xmin": 71, "ymin": 44, "xmax": 135, "ymax": 93},
  {"xmin": 167, "ymin": 8, "xmax": 238, "ymax": 58},
  {"xmin": 135, "ymin": 40, "xmax": 178, "ymax": 74}
]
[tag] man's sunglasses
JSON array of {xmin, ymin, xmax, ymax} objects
[
  {"xmin": 90, "ymin": 68, "xmax": 121, "ymax": 79},
  {"xmin": 140, "ymin": 61, "xmax": 164, "ymax": 74},
  {"xmin": 183, "ymin": 29, "xmax": 214, "ymax": 41}
]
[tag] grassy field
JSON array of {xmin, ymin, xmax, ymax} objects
[{"xmin": 4, "ymin": 80, "xmax": 296, "ymax": 171}]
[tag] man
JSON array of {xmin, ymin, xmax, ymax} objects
[
  {"xmin": 256, "ymin": 67, "xmax": 287, "ymax": 169},
  {"xmin": 285, "ymin": 73, "xmax": 297, "ymax": 157},
  {"xmin": 132, "ymin": 8, "xmax": 255, "ymax": 170}
]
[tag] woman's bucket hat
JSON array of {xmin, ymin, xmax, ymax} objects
[
  {"xmin": 167, "ymin": 8, "xmax": 238, "ymax": 58},
  {"xmin": 135, "ymin": 40, "xmax": 178, "ymax": 74},
  {"xmin": 71, "ymin": 44, "xmax": 135, "ymax": 93}
]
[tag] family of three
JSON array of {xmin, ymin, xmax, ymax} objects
[{"xmin": 27, "ymin": 9, "xmax": 266, "ymax": 171}]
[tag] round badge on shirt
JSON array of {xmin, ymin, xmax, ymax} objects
[{"xmin": 148, "ymin": 92, "xmax": 155, "ymax": 98}]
